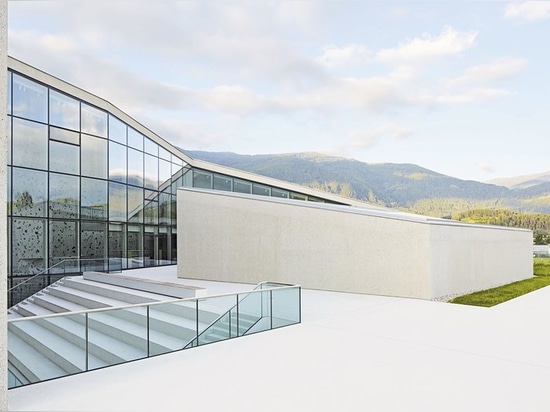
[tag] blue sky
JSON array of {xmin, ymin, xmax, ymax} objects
[{"xmin": 7, "ymin": 1, "xmax": 550, "ymax": 182}]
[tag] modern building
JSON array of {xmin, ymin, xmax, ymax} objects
[
  {"xmin": 6, "ymin": 56, "xmax": 534, "ymax": 304},
  {"xmin": 6, "ymin": 56, "xmax": 366, "ymax": 303}
]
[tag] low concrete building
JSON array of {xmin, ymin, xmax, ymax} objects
[{"xmin": 177, "ymin": 188, "xmax": 533, "ymax": 300}]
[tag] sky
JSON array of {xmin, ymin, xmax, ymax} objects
[{"xmin": 7, "ymin": 0, "xmax": 550, "ymax": 182}]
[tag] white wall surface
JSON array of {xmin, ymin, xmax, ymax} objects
[{"xmin": 177, "ymin": 188, "xmax": 532, "ymax": 300}]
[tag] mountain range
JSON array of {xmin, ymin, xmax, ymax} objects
[{"xmin": 183, "ymin": 150, "xmax": 550, "ymax": 217}]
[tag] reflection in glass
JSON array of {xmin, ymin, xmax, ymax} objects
[
  {"xmin": 128, "ymin": 225, "xmax": 143, "ymax": 267},
  {"xmin": 50, "ymin": 126, "xmax": 80, "ymax": 145},
  {"xmin": 49, "ymin": 89, "xmax": 80, "ymax": 130},
  {"xmin": 271, "ymin": 188, "xmax": 289, "ymax": 199},
  {"xmin": 271, "ymin": 287, "xmax": 301, "ymax": 328},
  {"xmin": 127, "ymin": 148, "xmax": 143, "ymax": 187},
  {"xmin": 144, "ymin": 138, "xmax": 158, "ymax": 156},
  {"xmin": 159, "ymin": 159, "xmax": 171, "ymax": 188},
  {"xmin": 144, "ymin": 199, "xmax": 158, "ymax": 225},
  {"xmin": 81, "ymin": 134, "xmax": 107, "ymax": 179},
  {"xmin": 193, "ymin": 170, "xmax": 212, "ymax": 189},
  {"xmin": 144, "ymin": 154, "xmax": 158, "ymax": 190},
  {"xmin": 214, "ymin": 174, "xmax": 232, "ymax": 192},
  {"xmin": 159, "ymin": 146, "xmax": 171, "ymax": 161},
  {"xmin": 290, "ymin": 192, "xmax": 307, "ymax": 201},
  {"xmin": 234, "ymin": 179, "xmax": 251, "ymax": 194},
  {"xmin": 109, "ymin": 141, "xmax": 127, "ymax": 183},
  {"xmin": 50, "ymin": 221, "xmax": 78, "ymax": 265},
  {"xmin": 49, "ymin": 173, "xmax": 80, "ymax": 219},
  {"xmin": 12, "ymin": 74, "xmax": 48, "ymax": 123},
  {"xmin": 12, "ymin": 168, "xmax": 47, "ymax": 217},
  {"xmin": 109, "ymin": 115, "xmax": 126, "ymax": 144},
  {"xmin": 12, "ymin": 118, "xmax": 48, "ymax": 169},
  {"xmin": 81, "ymin": 222, "xmax": 107, "ymax": 259},
  {"xmin": 128, "ymin": 127, "xmax": 143, "ymax": 151},
  {"xmin": 12, "ymin": 218, "xmax": 47, "ymax": 275},
  {"xmin": 81, "ymin": 103, "xmax": 107, "ymax": 137},
  {"xmin": 81, "ymin": 177, "xmax": 107, "ymax": 220},
  {"xmin": 144, "ymin": 226, "xmax": 157, "ymax": 265},
  {"xmin": 109, "ymin": 223, "xmax": 125, "ymax": 260},
  {"xmin": 159, "ymin": 192, "xmax": 171, "ymax": 225},
  {"xmin": 109, "ymin": 181, "xmax": 127, "ymax": 222},
  {"xmin": 127, "ymin": 186, "xmax": 143, "ymax": 223},
  {"xmin": 50, "ymin": 140, "xmax": 79, "ymax": 175},
  {"xmin": 253, "ymin": 183, "xmax": 270, "ymax": 196}
]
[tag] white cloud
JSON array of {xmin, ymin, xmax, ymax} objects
[
  {"xmin": 477, "ymin": 162, "xmax": 495, "ymax": 174},
  {"xmin": 349, "ymin": 124, "xmax": 414, "ymax": 150},
  {"xmin": 318, "ymin": 44, "xmax": 371, "ymax": 68},
  {"xmin": 377, "ymin": 26, "xmax": 477, "ymax": 65},
  {"xmin": 445, "ymin": 58, "xmax": 528, "ymax": 89},
  {"xmin": 505, "ymin": 1, "xmax": 550, "ymax": 21}
]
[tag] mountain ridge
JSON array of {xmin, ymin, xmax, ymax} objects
[{"xmin": 183, "ymin": 149, "xmax": 550, "ymax": 217}]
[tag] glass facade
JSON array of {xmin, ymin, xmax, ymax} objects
[{"xmin": 6, "ymin": 64, "xmax": 339, "ymax": 293}]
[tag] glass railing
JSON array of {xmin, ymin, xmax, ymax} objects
[
  {"xmin": 7, "ymin": 282, "xmax": 301, "ymax": 389},
  {"xmin": 7, "ymin": 258, "xmax": 123, "ymax": 308}
]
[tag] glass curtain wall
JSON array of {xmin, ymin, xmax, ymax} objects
[{"xmin": 6, "ymin": 70, "xmax": 188, "ymax": 289}]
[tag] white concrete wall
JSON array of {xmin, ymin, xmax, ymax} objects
[
  {"xmin": 1, "ymin": 0, "xmax": 8, "ymax": 407},
  {"xmin": 178, "ymin": 188, "xmax": 533, "ymax": 301},
  {"xmin": 178, "ymin": 189, "xmax": 433, "ymax": 298},
  {"xmin": 429, "ymin": 223, "xmax": 533, "ymax": 299}
]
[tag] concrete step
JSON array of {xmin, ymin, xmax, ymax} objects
[
  {"xmin": 35, "ymin": 316, "xmax": 147, "ymax": 365},
  {"xmin": 32, "ymin": 293, "xmax": 88, "ymax": 313},
  {"xmin": 8, "ymin": 331, "xmax": 66, "ymax": 385},
  {"xmin": 61, "ymin": 277, "xmax": 165, "ymax": 304},
  {"xmin": 12, "ymin": 301, "xmax": 56, "ymax": 318},
  {"xmin": 46, "ymin": 284, "xmax": 130, "ymax": 309}
]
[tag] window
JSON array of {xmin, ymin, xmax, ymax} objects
[
  {"xmin": 50, "ymin": 140, "xmax": 79, "ymax": 175},
  {"xmin": 109, "ymin": 141, "xmax": 127, "ymax": 183},
  {"xmin": 214, "ymin": 174, "xmax": 232, "ymax": 192},
  {"xmin": 144, "ymin": 154, "xmax": 159, "ymax": 190},
  {"xmin": 109, "ymin": 115, "xmax": 126, "ymax": 144},
  {"xmin": 81, "ymin": 134, "xmax": 107, "ymax": 179},
  {"xmin": 12, "ymin": 74, "xmax": 47, "ymax": 123},
  {"xmin": 252, "ymin": 183, "xmax": 270, "ymax": 196},
  {"xmin": 12, "ymin": 118, "xmax": 48, "ymax": 170},
  {"xmin": 128, "ymin": 128, "xmax": 143, "ymax": 151},
  {"xmin": 81, "ymin": 177, "xmax": 107, "ymax": 220},
  {"xmin": 109, "ymin": 181, "xmax": 127, "ymax": 222},
  {"xmin": 12, "ymin": 168, "xmax": 48, "ymax": 217},
  {"xmin": 127, "ymin": 148, "xmax": 144, "ymax": 187},
  {"xmin": 49, "ymin": 90, "xmax": 79, "ymax": 131},
  {"xmin": 193, "ymin": 170, "xmax": 212, "ymax": 189},
  {"xmin": 233, "ymin": 179, "xmax": 251, "ymax": 194},
  {"xmin": 49, "ymin": 173, "xmax": 80, "ymax": 219},
  {"xmin": 81, "ymin": 103, "xmax": 107, "ymax": 137},
  {"xmin": 272, "ymin": 188, "xmax": 289, "ymax": 199}
]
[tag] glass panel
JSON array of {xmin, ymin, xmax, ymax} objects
[
  {"xmin": 144, "ymin": 154, "xmax": 158, "ymax": 190},
  {"xmin": 50, "ymin": 220, "xmax": 78, "ymax": 266},
  {"xmin": 81, "ymin": 221, "xmax": 107, "ymax": 259},
  {"xmin": 12, "ymin": 118, "xmax": 48, "ymax": 169},
  {"xmin": 193, "ymin": 170, "xmax": 212, "ymax": 189},
  {"xmin": 252, "ymin": 183, "xmax": 270, "ymax": 196},
  {"xmin": 171, "ymin": 153, "xmax": 184, "ymax": 166},
  {"xmin": 127, "ymin": 186, "xmax": 143, "ymax": 223},
  {"xmin": 7, "ymin": 166, "xmax": 11, "ymax": 215},
  {"xmin": 159, "ymin": 192, "xmax": 171, "ymax": 225},
  {"xmin": 158, "ymin": 227, "xmax": 168, "ymax": 263},
  {"xmin": 271, "ymin": 287, "xmax": 301, "ymax": 328},
  {"xmin": 81, "ymin": 177, "xmax": 107, "ymax": 220},
  {"xmin": 290, "ymin": 192, "xmax": 307, "ymax": 201},
  {"xmin": 171, "ymin": 229, "xmax": 177, "ymax": 263},
  {"xmin": 144, "ymin": 199, "xmax": 158, "ymax": 225},
  {"xmin": 236, "ymin": 291, "xmax": 264, "ymax": 336},
  {"xmin": 233, "ymin": 179, "xmax": 251, "ymax": 194},
  {"xmin": 12, "ymin": 168, "xmax": 47, "ymax": 217},
  {"xmin": 108, "ymin": 115, "xmax": 126, "ymax": 144},
  {"xmin": 8, "ymin": 313, "xmax": 86, "ymax": 386},
  {"xmin": 149, "ymin": 300, "xmax": 197, "ymax": 355},
  {"xmin": 81, "ymin": 103, "xmax": 107, "ymax": 137},
  {"xmin": 271, "ymin": 188, "xmax": 289, "ymax": 199},
  {"xmin": 109, "ymin": 223, "xmax": 125, "ymax": 260},
  {"xmin": 50, "ymin": 173, "xmax": 79, "ymax": 219},
  {"xmin": 49, "ymin": 89, "xmax": 79, "ymax": 130},
  {"xmin": 170, "ymin": 195, "xmax": 177, "ymax": 225},
  {"xmin": 197, "ymin": 295, "xmax": 237, "ymax": 345},
  {"xmin": 127, "ymin": 127, "xmax": 143, "ymax": 151},
  {"xmin": 127, "ymin": 225, "xmax": 143, "ymax": 268},
  {"xmin": 144, "ymin": 226, "xmax": 157, "ymax": 266},
  {"xmin": 159, "ymin": 146, "xmax": 171, "ymax": 161},
  {"xmin": 50, "ymin": 126, "xmax": 80, "ymax": 145},
  {"xmin": 12, "ymin": 217, "xmax": 47, "ymax": 275},
  {"xmin": 159, "ymin": 159, "xmax": 171, "ymax": 188},
  {"xmin": 144, "ymin": 138, "xmax": 158, "ymax": 156},
  {"xmin": 50, "ymin": 140, "xmax": 79, "ymax": 175},
  {"xmin": 213, "ymin": 174, "xmax": 232, "ymax": 192},
  {"xmin": 12, "ymin": 74, "xmax": 47, "ymax": 123},
  {"xmin": 87, "ymin": 307, "xmax": 147, "ymax": 368},
  {"xmin": 109, "ymin": 182, "xmax": 127, "ymax": 222},
  {"xmin": 81, "ymin": 134, "xmax": 107, "ymax": 179},
  {"xmin": 7, "ymin": 116, "xmax": 11, "ymax": 166},
  {"xmin": 128, "ymin": 148, "xmax": 143, "ymax": 187},
  {"xmin": 109, "ymin": 141, "xmax": 127, "ymax": 183},
  {"xmin": 7, "ymin": 71, "xmax": 11, "ymax": 114}
]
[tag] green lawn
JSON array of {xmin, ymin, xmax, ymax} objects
[{"xmin": 449, "ymin": 258, "xmax": 550, "ymax": 307}]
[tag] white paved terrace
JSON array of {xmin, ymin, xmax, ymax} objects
[{"xmin": 8, "ymin": 266, "xmax": 550, "ymax": 411}]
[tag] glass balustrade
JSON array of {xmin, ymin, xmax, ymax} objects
[{"xmin": 7, "ymin": 282, "xmax": 301, "ymax": 389}]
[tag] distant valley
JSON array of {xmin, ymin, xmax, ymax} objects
[{"xmin": 183, "ymin": 150, "xmax": 550, "ymax": 218}]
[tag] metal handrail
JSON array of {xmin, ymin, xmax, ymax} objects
[
  {"xmin": 8, "ymin": 257, "xmax": 121, "ymax": 293},
  {"xmin": 7, "ymin": 281, "xmax": 300, "ymax": 323}
]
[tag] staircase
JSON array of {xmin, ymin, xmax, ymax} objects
[{"xmin": 7, "ymin": 276, "xmax": 301, "ymax": 389}]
